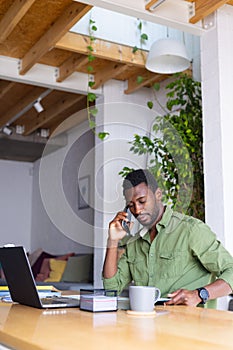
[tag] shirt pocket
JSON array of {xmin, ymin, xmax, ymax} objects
[
  {"xmin": 127, "ymin": 257, "xmax": 147, "ymax": 284},
  {"xmin": 158, "ymin": 251, "xmax": 183, "ymax": 278}
]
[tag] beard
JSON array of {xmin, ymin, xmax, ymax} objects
[{"xmin": 136, "ymin": 206, "xmax": 161, "ymax": 228}]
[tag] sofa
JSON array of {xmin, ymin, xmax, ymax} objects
[{"xmin": 0, "ymin": 249, "xmax": 94, "ymax": 291}]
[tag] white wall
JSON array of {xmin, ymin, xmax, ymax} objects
[
  {"xmin": 30, "ymin": 119, "xmax": 95, "ymax": 256},
  {"xmin": 200, "ymin": 6, "xmax": 233, "ymax": 310},
  {"xmin": 0, "ymin": 160, "xmax": 33, "ymax": 251},
  {"xmin": 201, "ymin": 6, "xmax": 233, "ymax": 253}
]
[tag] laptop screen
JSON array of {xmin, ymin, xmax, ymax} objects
[{"xmin": 0, "ymin": 246, "xmax": 42, "ymax": 308}]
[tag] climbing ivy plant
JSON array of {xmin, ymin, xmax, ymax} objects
[
  {"xmin": 86, "ymin": 18, "xmax": 109, "ymax": 140},
  {"xmin": 120, "ymin": 73, "xmax": 204, "ymax": 221}
]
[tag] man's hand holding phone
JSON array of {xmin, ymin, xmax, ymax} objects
[{"xmin": 108, "ymin": 207, "xmax": 132, "ymax": 246}]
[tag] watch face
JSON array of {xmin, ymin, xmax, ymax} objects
[{"xmin": 199, "ymin": 288, "xmax": 209, "ymax": 302}]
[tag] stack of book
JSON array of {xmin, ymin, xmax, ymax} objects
[
  {"xmin": 0, "ymin": 285, "xmax": 61, "ymax": 302},
  {"xmin": 80, "ymin": 289, "xmax": 117, "ymax": 312}
]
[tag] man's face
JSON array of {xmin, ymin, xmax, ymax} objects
[{"xmin": 124, "ymin": 182, "xmax": 162, "ymax": 228}]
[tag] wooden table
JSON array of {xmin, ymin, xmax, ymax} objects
[{"xmin": 0, "ymin": 302, "xmax": 233, "ymax": 350}]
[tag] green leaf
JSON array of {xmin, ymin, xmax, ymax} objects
[
  {"xmin": 91, "ymin": 25, "xmax": 97, "ymax": 31},
  {"xmin": 87, "ymin": 45, "xmax": 94, "ymax": 52},
  {"xmin": 87, "ymin": 92, "xmax": 96, "ymax": 102},
  {"xmin": 138, "ymin": 21, "xmax": 142, "ymax": 31},
  {"xmin": 137, "ymin": 76, "xmax": 144, "ymax": 84},
  {"xmin": 87, "ymin": 65, "xmax": 94, "ymax": 72},
  {"xmin": 88, "ymin": 54, "xmax": 95, "ymax": 62},
  {"xmin": 89, "ymin": 120, "xmax": 96, "ymax": 129},
  {"xmin": 88, "ymin": 81, "xmax": 95, "ymax": 88},
  {"xmin": 141, "ymin": 33, "xmax": 148, "ymax": 41},
  {"xmin": 132, "ymin": 46, "xmax": 138, "ymax": 53},
  {"xmin": 90, "ymin": 107, "xmax": 98, "ymax": 116},
  {"xmin": 147, "ymin": 101, "xmax": 153, "ymax": 109},
  {"xmin": 153, "ymin": 83, "xmax": 160, "ymax": 91},
  {"xmin": 98, "ymin": 132, "xmax": 109, "ymax": 140}
]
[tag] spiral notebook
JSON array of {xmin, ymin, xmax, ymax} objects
[{"xmin": 0, "ymin": 246, "xmax": 80, "ymax": 309}]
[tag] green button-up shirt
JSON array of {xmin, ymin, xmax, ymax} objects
[{"xmin": 103, "ymin": 207, "xmax": 233, "ymax": 308}]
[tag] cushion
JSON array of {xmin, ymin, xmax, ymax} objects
[
  {"xmin": 31, "ymin": 251, "xmax": 56, "ymax": 278},
  {"xmin": 61, "ymin": 255, "xmax": 92, "ymax": 283},
  {"xmin": 35, "ymin": 258, "xmax": 51, "ymax": 282},
  {"xmin": 44, "ymin": 259, "xmax": 67, "ymax": 282}
]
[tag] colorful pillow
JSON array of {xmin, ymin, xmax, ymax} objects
[
  {"xmin": 35, "ymin": 258, "xmax": 51, "ymax": 282},
  {"xmin": 44, "ymin": 259, "xmax": 67, "ymax": 282},
  {"xmin": 61, "ymin": 254, "xmax": 92, "ymax": 283}
]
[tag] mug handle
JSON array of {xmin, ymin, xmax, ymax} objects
[{"xmin": 154, "ymin": 288, "xmax": 161, "ymax": 302}]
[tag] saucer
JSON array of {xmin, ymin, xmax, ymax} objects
[{"xmin": 126, "ymin": 310, "xmax": 156, "ymax": 317}]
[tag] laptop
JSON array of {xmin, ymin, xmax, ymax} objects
[{"xmin": 0, "ymin": 246, "xmax": 80, "ymax": 309}]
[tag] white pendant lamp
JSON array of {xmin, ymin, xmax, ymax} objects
[{"xmin": 145, "ymin": 38, "xmax": 190, "ymax": 74}]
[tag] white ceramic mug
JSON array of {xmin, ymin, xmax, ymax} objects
[{"xmin": 129, "ymin": 286, "xmax": 161, "ymax": 312}]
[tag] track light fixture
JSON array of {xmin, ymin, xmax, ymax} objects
[
  {"xmin": 33, "ymin": 98, "xmax": 44, "ymax": 113},
  {"xmin": 1, "ymin": 126, "xmax": 13, "ymax": 136},
  {"xmin": 40, "ymin": 128, "xmax": 50, "ymax": 138}
]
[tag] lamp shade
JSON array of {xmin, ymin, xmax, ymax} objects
[{"xmin": 145, "ymin": 38, "xmax": 190, "ymax": 74}]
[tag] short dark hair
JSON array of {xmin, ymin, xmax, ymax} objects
[{"xmin": 123, "ymin": 169, "xmax": 158, "ymax": 195}]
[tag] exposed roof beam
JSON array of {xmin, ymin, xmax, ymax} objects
[
  {"xmin": 23, "ymin": 94, "xmax": 85, "ymax": 135},
  {"xmin": 124, "ymin": 71, "xmax": 170, "ymax": 94},
  {"xmin": 125, "ymin": 68, "xmax": 192, "ymax": 94},
  {"xmin": 56, "ymin": 54, "xmax": 89, "ymax": 82},
  {"xmin": 0, "ymin": 56, "xmax": 100, "ymax": 95},
  {"xmin": 56, "ymin": 32, "xmax": 146, "ymax": 67},
  {"xmin": 19, "ymin": 2, "xmax": 92, "ymax": 75},
  {"xmin": 0, "ymin": 0, "xmax": 37, "ymax": 43},
  {"xmin": 186, "ymin": 0, "xmax": 229, "ymax": 24},
  {"xmin": 0, "ymin": 86, "xmax": 47, "ymax": 129},
  {"xmin": 0, "ymin": 81, "xmax": 16, "ymax": 99},
  {"xmin": 92, "ymin": 62, "xmax": 129, "ymax": 89}
]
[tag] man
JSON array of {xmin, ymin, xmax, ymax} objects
[{"xmin": 103, "ymin": 169, "xmax": 233, "ymax": 308}]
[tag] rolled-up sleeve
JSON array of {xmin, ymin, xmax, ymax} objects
[
  {"xmin": 103, "ymin": 252, "xmax": 132, "ymax": 294},
  {"xmin": 190, "ymin": 221, "xmax": 233, "ymax": 290}
]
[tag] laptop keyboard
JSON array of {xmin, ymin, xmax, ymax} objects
[{"xmin": 41, "ymin": 297, "xmax": 80, "ymax": 306}]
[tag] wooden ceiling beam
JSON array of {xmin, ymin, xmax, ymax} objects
[
  {"xmin": 23, "ymin": 94, "xmax": 84, "ymax": 135},
  {"xmin": 125, "ymin": 68, "xmax": 192, "ymax": 94},
  {"xmin": 0, "ymin": 81, "xmax": 16, "ymax": 99},
  {"xmin": 186, "ymin": 0, "xmax": 229, "ymax": 24},
  {"xmin": 49, "ymin": 97, "xmax": 87, "ymax": 136},
  {"xmin": 56, "ymin": 54, "xmax": 89, "ymax": 82},
  {"xmin": 0, "ymin": 86, "xmax": 46, "ymax": 129},
  {"xmin": 56, "ymin": 32, "xmax": 146, "ymax": 67},
  {"xmin": 92, "ymin": 62, "xmax": 130, "ymax": 89},
  {"xmin": 19, "ymin": 2, "xmax": 92, "ymax": 75},
  {"xmin": 145, "ymin": 0, "xmax": 164, "ymax": 11},
  {"xmin": 124, "ymin": 71, "xmax": 170, "ymax": 95},
  {"xmin": 0, "ymin": 0, "xmax": 37, "ymax": 43}
]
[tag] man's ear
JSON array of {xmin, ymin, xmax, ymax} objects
[{"xmin": 155, "ymin": 188, "xmax": 162, "ymax": 201}]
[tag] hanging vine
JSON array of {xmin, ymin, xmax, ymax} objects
[{"xmin": 87, "ymin": 18, "xmax": 109, "ymax": 140}]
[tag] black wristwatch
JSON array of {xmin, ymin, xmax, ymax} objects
[{"xmin": 196, "ymin": 287, "xmax": 210, "ymax": 304}]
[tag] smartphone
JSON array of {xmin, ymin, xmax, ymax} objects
[{"xmin": 121, "ymin": 206, "xmax": 132, "ymax": 235}]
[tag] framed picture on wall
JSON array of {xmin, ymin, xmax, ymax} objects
[{"xmin": 78, "ymin": 175, "xmax": 90, "ymax": 209}]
